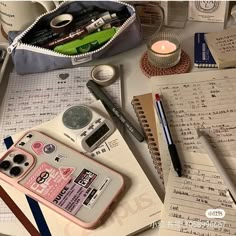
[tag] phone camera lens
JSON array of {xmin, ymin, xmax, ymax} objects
[
  {"xmin": 10, "ymin": 166, "xmax": 22, "ymax": 177},
  {"xmin": 0, "ymin": 160, "xmax": 11, "ymax": 170},
  {"xmin": 13, "ymin": 154, "xmax": 25, "ymax": 164}
]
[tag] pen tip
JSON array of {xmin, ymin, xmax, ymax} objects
[
  {"xmin": 177, "ymin": 169, "xmax": 182, "ymax": 177},
  {"xmin": 196, "ymin": 128, "xmax": 207, "ymax": 138},
  {"xmin": 155, "ymin": 94, "xmax": 161, "ymax": 101},
  {"xmin": 196, "ymin": 128, "xmax": 202, "ymax": 138}
]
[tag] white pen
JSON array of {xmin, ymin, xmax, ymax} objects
[{"xmin": 197, "ymin": 129, "xmax": 236, "ymax": 205}]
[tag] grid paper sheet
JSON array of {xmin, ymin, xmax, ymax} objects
[
  {"xmin": 0, "ymin": 199, "xmax": 16, "ymax": 222},
  {"xmin": 0, "ymin": 66, "xmax": 121, "ymax": 223},
  {"xmin": 0, "ymin": 65, "xmax": 122, "ymax": 152}
]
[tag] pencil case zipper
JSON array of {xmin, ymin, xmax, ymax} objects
[{"xmin": 8, "ymin": 0, "xmax": 136, "ymax": 58}]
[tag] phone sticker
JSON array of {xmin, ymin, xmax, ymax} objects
[
  {"xmin": 53, "ymin": 179, "xmax": 92, "ymax": 215},
  {"xmin": 54, "ymin": 154, "xmax": 66, "ymax": 163},
  {"xmin": 59, "ymin": 167, "xmax": 75, "ymax": 180},
  {"xmin": 31, "ymin": 141, "xmax": 44, "ymax": 155},
  {"xmin": 83, "ymin": 177, "xmax": 110, "ymax": 208},
  {"xmin": 83, "ymin": 188, "xmax": 97, "ymax": 207},
  {"xmin": 74, "ymin": 169, "xmax": 97, "ymax": 188},
  {"xmin": 26, "ymin": 133, "xmax": 33, "ymax": 139},
  {"xmin": 24, "ymin": 163, "xmax": 71, "ymax": 201},
  {"xmin": 43, "ymin": 144, "xmax": 56, "ymax": 154}
]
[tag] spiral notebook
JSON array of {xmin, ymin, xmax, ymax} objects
[
  {"xmin": 131, "ymin": 93, "xmax": 164, "ymax": 184},
  {"xmin": 194, "ymin": 32, "xmax": 217, "ymax": 68}
]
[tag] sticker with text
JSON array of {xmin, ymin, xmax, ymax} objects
[
  {"xmin": 83, "ymin": 188, "xmax": 97, "ymax": 207},
  {"xmin": 53, "ymin": 179, "xmax": 92, "ymax": 215},
  {"xmin": 83, "ymin": 177, "xmax": 110, "ymax": 208},
  {"xmin": 54, "ymin": 154, "xmax": 66, "ymax": 163},
  {"xmin": 59, "ymin": 166, "xmax": 75, "ymax": 180},
  {"xmin": 74, "ymin": 169, "xmax": 97, "ymax": 188},
  {"xmin": 24, "ymin": 163, "xmax": 71, "ymax": 201},
  {"xmin": 31, "ymin": 141, "xmax": 44, "ymax": 155}
]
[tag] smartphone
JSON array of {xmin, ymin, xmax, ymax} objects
[{"xmin": 0, "ymin": 130, "xmax": 125, "ymax": 229}]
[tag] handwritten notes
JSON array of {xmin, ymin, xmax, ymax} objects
[
  {"xmin": 151, "ymin": 69, "xmax": 236, "ymax": 235},
  {"xmin": 0, "ymin": 66, "xmax": 121, "ymax": 152},
  {"xmin": 213, "ymin": 34, "xmax": 236, "ymax": 54},
  {"xmin": 206, "ymin": 29, "xmax": 236, "ymax": 55},
  {"xmin": 151, "ymin": 69, "xmax": 236, "ymax": 158},
  {"xmin": 205, "ymin": 29, "xmax": 236, "ymax": 68},
  {"xmin": 158, "ymin": 152, "xmax": 236, "ymax": 236}
]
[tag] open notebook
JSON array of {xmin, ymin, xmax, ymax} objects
[
  {"xmin": 159, "ymin": 151, "xmax": 236, "ymax": 236},
  {"xmin": 150, "ymin": 69, "xmax": 236, "ymax": 235},
  {"xmin": 0, "ymin": 100, "xmax": 162, "ymax": 236}
]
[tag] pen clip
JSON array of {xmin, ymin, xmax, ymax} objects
[{"xmin": 154, "ymin": 103, "xmax": 162, "ymax": 125}]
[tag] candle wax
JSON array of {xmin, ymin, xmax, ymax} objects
[{"xmin": 151, "ymin": 40, "xmax": 177, "ymax": 54}]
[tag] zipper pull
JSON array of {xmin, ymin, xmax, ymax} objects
[{"xmin": 7, "ymin": 37, "xmax": 21, "ymax": 54}]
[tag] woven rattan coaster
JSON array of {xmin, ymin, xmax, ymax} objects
[{"xmin": 140, "ymin": 50, "xmax": 191, "ymax": 78}]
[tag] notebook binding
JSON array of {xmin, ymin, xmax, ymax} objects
[{"xmin": 132, "ymin": 98, "xmax": 164, "ymax": 183}]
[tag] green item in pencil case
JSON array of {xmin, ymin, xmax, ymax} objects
[{"xmin": 54, "ymin": 27, "xmax": 117, "ymax": 55}]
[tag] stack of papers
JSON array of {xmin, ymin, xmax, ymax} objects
[{"xmin": 151, "ymin": 69, "xmax": 236, "ymax": 236}]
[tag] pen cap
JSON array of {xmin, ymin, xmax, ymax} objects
[{"xmin": 100, "ymin": 12, "xmax": 117, "ymax": 22}]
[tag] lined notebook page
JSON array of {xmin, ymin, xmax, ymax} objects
[
  {"xmin": 0, "ymin": 66, "xmax": 121, "ymax": 153},
  {"xmin": 158, "ymin": 151, "xmax": 236, "ymax": 236},
  {"xmin": 151, "ymin": 69, "xmax": 236, "ymax": 158},
  {"xmin": 150, "ymin": 69, "xmax": 236, "ymax": 235},
  {"xmin": 151, "ymin": 69, "xmax": 236, "ymax": 186}
]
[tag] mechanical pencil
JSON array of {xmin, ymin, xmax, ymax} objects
[
  {"xmin": 86, "ymin": 80, "xmax": 144, "ymax": 142},
  {"xmin": 155, "ymin": 93, "xmax": 182, "ymax": 177},
  {"xmin": 197, "ymin": 129, "xmax": 236, "ymax": 205}
]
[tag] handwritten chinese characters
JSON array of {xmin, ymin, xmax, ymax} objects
[
  {"xmin": 151, "ymin": 65, "xmax": 236, "ymax": 236},
  {"xmin": 0, "ymin": 67, "xmax": 121, "ymax": 152},
  {"xmin": 214, "ymin": 33, "xmax": 236, "ymax": 54},
  {"xmin": 205, "ymin": 29, "xmax": 236, "ymax": 69},
  {"xmin": 159, "ymin": 153, "xmax": 236, "ymax": 236},
  {"xmin": 158, "ymin": 75, "xmax": 236, "ymax": 157}
]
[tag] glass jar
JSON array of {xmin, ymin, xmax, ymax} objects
[{"xmin": 147, "ymin": 32, "xmax": 181, "ymax": 68}]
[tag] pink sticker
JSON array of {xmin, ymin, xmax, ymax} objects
[
  {"xmin": 59, "ymin": 167, "xmax": 75, "ymax": 180},
  {"xmin": 31, "ymin": 141, "xmax": 44, "ymax": 155},
  {"xmin": 53, "ymin": 179, "xmax": 92, "ymax": 215},
  {"xmin": 24, "ymin": 163, "xmax": 71, "ymax": 201}
]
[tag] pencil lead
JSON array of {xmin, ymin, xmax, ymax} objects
[{"xmin": 177, "ymin": 168, "xmax": 182, "ymax": 177}]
